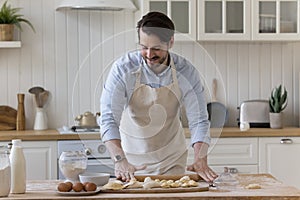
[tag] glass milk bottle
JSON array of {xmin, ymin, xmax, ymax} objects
[
  {"xmin": 10, "ymin": 139, "xmax": 26, "ymax": 194},
  {"xmin": 0, "ymin": 146, "xmax": 11, "ymax": 197}
]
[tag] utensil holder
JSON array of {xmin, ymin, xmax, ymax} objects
[{"xmin": 33, "ymin": 107, "xmax": 48, "ymax": 130}]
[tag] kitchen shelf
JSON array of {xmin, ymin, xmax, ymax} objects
[{"xmin": 0, "ymin": 41, "xmax": 21, "ymax": 48}]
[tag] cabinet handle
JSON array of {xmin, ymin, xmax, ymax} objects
[
  {"xmin": 7, "ymin": 142, "xmax": 12, "ymax": 149},
  {"xmin": 85, "ymin": 148, "xmax": 92, "ymax": 155},
  {"xmin": 280, "ymin": 138, "xmax": 293, "ymax": 144}
]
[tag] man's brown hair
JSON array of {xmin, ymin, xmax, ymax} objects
[{"xmin": 136, "ymin": 11, "xmax": 175, "ymax": 43}]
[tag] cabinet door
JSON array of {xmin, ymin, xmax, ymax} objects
[
  {"xmin": 142, "ymin": 0, "xmax": 196, "ymax": 41},
  {"xmin": 252, "ymin": 0, "xmax": 300, "ymax": 40},
  {"xmin": 259, "ymin": 137, "xmax": 300, "ymax": 189},
  {"xmin": 0, "ymin": 141, "xmax": 57, "ymax": 180},
  {"xmin": 22, "ymin": 141, "xmax": 57, "ymax": 180},
  {"xmin": 198, "ymin": 0, "xmax": 251, "ymax": 40}
]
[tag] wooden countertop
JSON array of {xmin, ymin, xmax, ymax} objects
[
  {"xmin": 0, "ymin": 129, "xmax": 101, "ymax": 141},
  {"xmin": 1, "ymin": 127, "xmax": 300, "ymax": 141},
  {"xmin": 3, "ymin": 174, "xmax": 300, "ymax": 199},
  {"xmin": 208, "ymin": 127, "xmax": 300, "ymax": 138}
]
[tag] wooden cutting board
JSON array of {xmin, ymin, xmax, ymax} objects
[
  {"xmin": 0, "ymin": 106, "xmax": 17, "ymax": 130},
  {"xmin": 101, "ymin": 174, "xmax": 208, "ymax": 193},
  {"xmin": 101, "ymin": 182, "xmax": 209, "ymax": 193}
]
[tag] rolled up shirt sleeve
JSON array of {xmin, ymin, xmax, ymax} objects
[
  {"xmin": 99, "ymin": 63, "xmax": 125, "ymax": 142},
  {"xmin": 175, "ymin": 56, "xmax": 211, "ymax": 146},
  {"xmin": 99, "ymin": 53, "xmax": 140, "ymax": 142}
]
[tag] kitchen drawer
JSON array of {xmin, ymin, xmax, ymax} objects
[{"xmin": 186, "ymin": 138, "xmax": 258, "ymax": 165}]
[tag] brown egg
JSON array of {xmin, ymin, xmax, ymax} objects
[
  {"xmin": 82, "ymin": 182, "xmax": 89, "ymax": 191},
  {"xmin": 64, "ymin": 181, "xmax": 73, "ymax": 191},
  {"xmin": 85, "ymin": 182, "xmax": 97, "ymax": 191},
  {"xmin": 72, "ymin": 182, "xmax": 84, "ymax": 192},
  {"xmin": 57, "ymin": 183, "xmax": 70, "ymax": 192}
]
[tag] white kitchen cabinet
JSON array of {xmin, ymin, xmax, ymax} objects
[
  {"xmin": 138, "ymin": 0, "xmax": 197, "ymax": 41},
  {"xmin": 186, "ymin": 137, "xmax": 259, "ymax": 174},
  {"xmin": 252, "ymin": 0, "xmax": 300, "ymax": 40},
  {"xmin": 259, "ymin": 137, "xmax": 300, "ymax": 189},
  {"xmin": 197, "ymin": 0, "xmax": 251, "ymax": 41},
  {"xmin": 0, "ymin": 141, "xmax": 57, "ymax": 180}
]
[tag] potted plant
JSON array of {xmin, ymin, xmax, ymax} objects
[
  {"xmin": 269, "ymin": 84, "xmax": 287, "ymax": 129},
  {"xmin": 0, "ymin": 0, "xmax": 35, "ymax": 41}
]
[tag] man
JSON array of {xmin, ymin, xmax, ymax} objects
[{"xmin": 100, "ymin": 12, "xmax": 217, "ymax": 183}]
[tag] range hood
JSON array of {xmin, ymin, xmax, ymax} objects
[{"xmin": 56, "ymin": 0, "xmax": 137, "ymax": 11}]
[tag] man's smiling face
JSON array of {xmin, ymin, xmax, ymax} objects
[{"xmin": 139, "ymin": 29, "xmax": 173, "ymax": 69}]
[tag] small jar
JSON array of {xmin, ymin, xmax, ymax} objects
[
  {"xmin": 0, "ymin": 146, "xmax": 11, "ymax": 197},
  {"xmin": 213, "ymin": 167, "xmax": 239, "ymax": 191}
]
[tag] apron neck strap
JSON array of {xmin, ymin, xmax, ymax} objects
[{"xmin": 170, "ymin": 57, "xmax": 178, "ymax": 85}]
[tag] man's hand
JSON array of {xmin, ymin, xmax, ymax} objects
[
  {"xmin": 186, "ymin": 142, "xmax": 218, "ymax": 183},
  {"xmin": 104, "ymin": 139, "xmax": 146, "ymax": 182},
  {"xmin": 115, "ymin": 159, "xmax": 146, "ymax": 182},
  {"xmin": 186, "ymin": 157, "xmax": 217, "ymax": 183}
]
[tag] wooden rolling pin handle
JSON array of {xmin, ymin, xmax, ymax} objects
[{"xmin": 16, "ymin": 93, "xmax": 25, "ymax": 130}]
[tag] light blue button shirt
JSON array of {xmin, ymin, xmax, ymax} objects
[{"xmin": 99, "ymin": 51, "xmax": 210, "ymax": 146}]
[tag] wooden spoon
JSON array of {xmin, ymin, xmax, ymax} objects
[
  {"xmin": 28, "ymin": 86, "xmax": 45, "ymax": 107},
  {"xmin": 39, "ymin": 90, "xmax": 49, "ymax": 108}
]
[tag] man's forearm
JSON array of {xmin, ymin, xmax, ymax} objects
[
  {"xmin": 193, "ymin": 142, "xmax": 209, "ymax": 160},
  {"xmin": 104, "ymin": 139, "xmax": 126, "ymax": 161}
]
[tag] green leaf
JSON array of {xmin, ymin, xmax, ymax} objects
[
  {"xmin": 0, "ymin": 0, "xmax": 35, "ymax": 32},
  {"xmin": 269, "ymin": 84, "xmax": 288, "ymax": 113}
]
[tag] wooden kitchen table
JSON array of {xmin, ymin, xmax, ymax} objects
[{"xmin": 3, "ymin": 174, "xmax": 300, "ymax": 200}]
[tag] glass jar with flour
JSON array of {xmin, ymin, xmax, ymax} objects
[
  {"xmin": 59, "ymin": 151, "xmax": 87, "ymax": 183},
  {"xmin": 0, "ymin": 146, "xmax": 11, "ymax": 197}
]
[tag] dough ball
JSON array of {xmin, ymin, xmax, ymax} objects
[
  {"xmin": 123, "ymin": 179, "xmax": 143, "ymax": 189},
  {"xmin": 245, "ymin": 183, "xmax": 261, "ymax": 189},
  {"xmin": 103, "ymin": 181, "xmax": 124, "ymax": 190},
  {"xmin": 144, "ymin": 177, "xmax": 152, "ymax": 183},
  {"xmin": 179, "ymin": 176, "xmax": 190, "ymax": 182},
  {"xmin": 143, "ymin": 180, "xmax": 161, "ymax": 189}
]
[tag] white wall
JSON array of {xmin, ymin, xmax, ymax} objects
[{"xmin": 0, "ymin": 0, "xmax": 299, "ymax": 129}]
